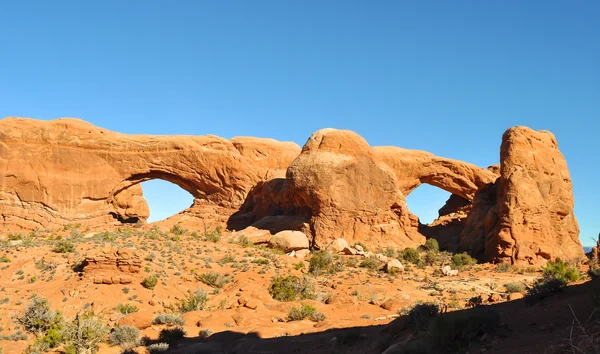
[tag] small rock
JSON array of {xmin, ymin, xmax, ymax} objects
[
  {"xmin": 508, "ymin": 292, "xmax": 524, "ymax": 301},
  {"xmin": 294, "ymin": 249, "xmax": 310, "ymax": 259},
  {"xmin": 362, "ymin": 251, "xmax": 373, "ymax": 258},
  {"xmin": 244, "ymin": 299, "xmax": 263, "ymax": 310},
  {"xmin": 441, "ymin": 265, "xmax": 459, "ymax": 276},
  {"xmin": 148, "ymin": 300, "xmax": 156, "ymax": 306},
  {"xmin": 488, "ymin": 294, "xmax": 502, "ymax": 303},
  {"xmin": 376, "ymin": 253, "xmax": 388, "ymax": 262},
  {"xmin": 342, "ymin": 247, "xmax": 357, "ymax": 255},
  {"xmin": 354, "ymin": 245, "xmax": 364, "ymax": 252}
]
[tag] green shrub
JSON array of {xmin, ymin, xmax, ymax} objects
[
  {"xmin": 527, "ymin": 278, "xmax": 566, "ymax": 298},
  {"xmin": 309, "ymin": 250, "xmax": 333, "ymax": 275},
  {"xmin": 451, "ymin": 253, "xmax": 477, "ymax": 268},
  {"xmin": 197, "ymin": 272, "xmax": 231, "ymax": 288},
  {"xmin": 204, "ymin": 226, "xmax": 222, "ymax": 243},
  {"xmin": 116, "ymin": 303, "xmax": 139, "ymax": 315},
  {"xmin": 199, "ymin": 329, "xmax": 213, "ymax": 338},
  {"xmin": 424, "ymin": 239, "xmax": 440, "ymax": 252},
  {"xmin": 542, "ymin": 258, "xmax": 580, "ymax": 283},
  {"xmin": 232, "ymin": 235, "xmax": 253, "ymax": 247},
  {"xmin": 268, "ymin": 275, "xmax": 315, "ymax": 302},
  {"xmin": 466, "ymin": 295, "xmax": 483, "ymax": 308},
  {"xmin": 141, "ymin": 275, "xmax": 158, "ymax": 290},
  {"xmin": 504, "ymin": 282, "xmax": 526, "ymax": 294},
  {"xmin": 495, "ymin": 263, "xmax": 512, "ymax": 273},
  {"xmin": 310, "ymin": 311, "xmax": 327, "ymax": 322},
  {"xmin": 406, "ymin": 302, "xmax": 440, "ymax": 331},
  {"xmin": 308, "ymin": 250, "xmax": 343, "ymax": 275},
  {"xmin": 152, "ymin": 314, "xmax": 185, "ymax": 326},
  {"xmin": 62, "ymin": 309, "xmax": 109, "ymax": 354},
  {"xmin": 158, "ymin": 327, "xmax": 186, "ymax": 343},
  {"xmin": 53, "ymin": 239, "xmax": 75, "ymax": 253},
  {"xmin": 176, "ymin": 290, "xmax": 208, "ymax": 313},
  {"xmin": 15, "ymin": 296, "xmax": 63, "ymax": 335},
  {"xmin": 287, "ymin": 304, "xmax": 317, "ymax": 322},
  {"xmin": 170, "ymin": 223, "xmax": 186, "ymax": 236},
  {"xmin": 383, "ymin": 247, "xmax": 397, "ymax": 258},
  {"xmin": 359, "ymin": 257, "xmax": 383, "ymax": 270},
  {"xmin": 109, "ymin": 325, "xmax": 140, "ymax": 349},
  {"xmin": 147, "ymin": 342, "xmax": 169, "ymax": 353},
  {"xmin": 0, "ymin": 254, "xmax": 10, "ymax": 263},
  {"xmin": 400, "ymin": 248, "xmax": 420, "ymax": 264}
]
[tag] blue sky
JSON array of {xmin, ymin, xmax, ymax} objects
[{"xmin": 0, "ymin": 1, "xmax": 598, "ymax": 244}]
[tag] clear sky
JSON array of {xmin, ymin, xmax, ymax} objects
[{"xmin": 0, "ymin": 1, "xmax": 598, "ymax": 244}]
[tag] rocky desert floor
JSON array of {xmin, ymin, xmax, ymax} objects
[{"xmin": 0, "ymin": 223, "xmax": 597, "ymax": 354}]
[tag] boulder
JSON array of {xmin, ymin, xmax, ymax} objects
[
  {"xmin": 385, "ymin": 259, "xmax": 404, "ymax": 273},
  {"xmin": 327, "ymin": 238, "xmax": 349, "ymax": 253},
  {"xmin": 508, "ymin": 293, "xmax": 524, "ymax": 301},
  {"xmin": 117, "ymin": 311, "xmax": 154, "ymax": 329},
  {"xmin": 268, "ymin": 230, "xmax": 309, "ymax": 252},
  {"xmin": 441, "ymin": 265, "xmax": 458, "ymax": 276}
]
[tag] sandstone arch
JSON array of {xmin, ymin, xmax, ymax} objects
[{"xmin": 0, "ymin": 117, "xmax": 299, "ymax": 231}]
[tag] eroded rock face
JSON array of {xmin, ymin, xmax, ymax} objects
[
  {"xmin": 490, "ymin": 127, "xmax": 582, "ymax": 263},
  {"xmin": 461, "ymin": 127, "xmax": 583, "ymax": 264},
  {"xmin": 0, "ymin": 117, "xmax": 299, "ymax": 231}
]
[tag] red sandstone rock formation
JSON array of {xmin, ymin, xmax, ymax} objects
[
  {"xmin": 0, "ymin": 117, "xmax": 299, "ymax": 231},
  {"xmin": 0, "ymin": 118, "xmax": 583, "ymax": 264},
  {"xmin": 460, "ymin": 127, "xmax": 583, "ymax": 264}
]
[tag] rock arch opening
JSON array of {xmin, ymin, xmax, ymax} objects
[
  {"xmin": 405, "ymin": 184, "xmax": 453, "ymax": 225},
  {"xmin": 141, "ymin": 179, "xmax": 194, "ymax": 222},
  {"xmin": 405, "ymin": 184, "xmax": 472, "ymax": 252}
]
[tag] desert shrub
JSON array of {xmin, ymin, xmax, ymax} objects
[
  {"xmin": 406, "ymin": 302, "xmax": 441, "ymax": 331},
  {"xmin": 232, "ymin": 235, "xmax": 253, "ymax": 247},
  {"xmin": 495, "ymin": 263, "xmax": 512, "ymax": 273},
  {"xmin": 158, "ymin": 327, "xmax": 186, "ymax": 343},
  {"xmin": 204, "ymin": 226, "xmax": 222, "ymax": 243},
  {"xmin": 383, "ymin": 247, "xmax": 397, "ymax": 258},
  {"xmin": 26, "ymin": 325, "xmax": 66, "ymax": 353},
  {"xmin": 0, "ymin": 254, "xmax": 10, "ymax": 263},
  {"xmin": 268, "ymin": 275, "xmax": 315, "ymax": 302},
  {"xmin": 109, "ymin": 326, "xmax": 140, "ymax": 349},
  {"xmin": 287, "ymin": 304, "xmax": 317, "ymax": 322},
  {"xmin": 116, "ymin": 303, "xmax": 139, "ymax": 315},
  {"xmin": 197, "ymin": 272, "xmax": 231, "ymax": 288},
  {"xmin": 504, "ymin": 282, "xmax": 526, "ymax": 294},
  {"xmin": 310, "ymin": 311, "xmax": 327, "ymax": 322},
  {"xmin": 176, "ymin": 290, "xmax": 208, "ymax": 313},
  {"xmin": 451, "ymin": 253, "xmax": 477, "ymax": 268},
  {"xmin": 147, "ymin": 342, "xmax": 169, "ymax": 354},
  {"xmin": 141, "ymin": 275, "xmax": 158, "ymax": 289},
  {"xmin": 15, "ymin": 296, "xmax": 63, "ymax": 335},
  {"xmin": 400, "ymin": 248, "xmax": 420, "ymax": 264},
  {"xmin": 527, "ymin": 278, "xmax": 566, "ymax": 298},
  {"xmin": 62, "ymin": 309, "xmax": 109, "ymax": 354},
  {"xmin": 427, "ymin": 307, "xmax": 500, "ymax": 353},
  {"xmin": 152, "ymin": 314, "xmax": 185, "ymax": 326},
  {"xmin": 53, "ymin": 239, "xmax": 75, "ymax": 253},
  {"xmin": 542, "ymin": 258, "xmax": 580, "ymax": 283},
  {"xmin": 309, "ymin": 250, "xmax": 333, "ymax": 275},
  {"xmin": 216, "ymin": 254, "xmax": 235, "ymax": 265},
  {"xmin": 308, "ymin": 250, "xmax": 343, "ymax": 275},
  {"xmin": 359, "ymin": 257, "xmax": 383, "ymax": 270},
  {"xmin": 466, "ymin": 295, "xmax": 483, "ymax": 308},
  {"xmin": 424, "ymin": 239, "xmax": 440, "ymax": 252},
  {"xmin": 170, "ymin": 223, "xmax": 186, "ymax": 236},
  {"xmin": 199, "ymin": 329, "xmax": 213, "ymax": 338}
]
